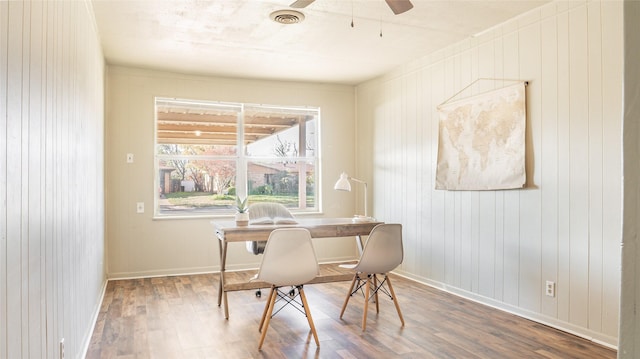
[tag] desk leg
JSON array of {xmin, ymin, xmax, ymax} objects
[
  {"xmin": 356, "ymin": 235, "xmax": 364, "ymax": 255},
  {"xmin": 218, "ymin": 240, "xmax": 230, "ymax": 319}
]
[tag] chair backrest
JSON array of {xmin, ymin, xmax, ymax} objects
[
  {"xmin": 354, "ymin": 223, "xmax": 403, "ymax": 274},
  {"xmin": 246, "ymin": 203, "xmax": 296, "ymax": 255},
  {"xmin": 255, "ymin": 228, "xmax": 319, "ymax": 286},
  {"xmin": 248, "ymin": 202, "xmax": 294, "ymax": 220}
]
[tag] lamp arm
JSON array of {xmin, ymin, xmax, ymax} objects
[{"xmin": 349, "ymin": 177, "xmax": 368, "ymax": 218}]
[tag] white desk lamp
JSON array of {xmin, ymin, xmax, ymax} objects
[{"xmin": 334, "ymin": 172, "xmax": 374, "ymax": 222}]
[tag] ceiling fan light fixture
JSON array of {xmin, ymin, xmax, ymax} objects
[
  {"xmin": 270, "ymin": 9, "xmax": 305, "ymax": 24},
  {"xmin": 289, "ymin": 0, "xmax": 413, "ymax": 15},
  {"xmin": 289, "ymin": 0, "xmax": 315, "ymax": 8},
  {"xmin": 385, "ymin": 0, "xmax": 414, "ymax": 15}
]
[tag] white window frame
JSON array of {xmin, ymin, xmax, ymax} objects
[{"xmin": 153, "ymin": 97, "xmax": 320, "ymax": 218}]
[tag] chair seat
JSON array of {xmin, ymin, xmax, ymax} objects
[{"xmin": 338, "ymin": 263, "xmax": 357, "ymax": 270}]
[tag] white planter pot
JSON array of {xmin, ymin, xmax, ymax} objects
[{"xmin": 235, "ymin": 212, "xmax": 249, "ymax": 226}]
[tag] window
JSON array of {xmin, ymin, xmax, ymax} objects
[{"xmin": 155, "ymin": 98, "xmax": 319, "ymax": 217}]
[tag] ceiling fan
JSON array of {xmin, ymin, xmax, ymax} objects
[{"xmin": 290, "ymin": 0, "xmax": 414, "ymax": 15}]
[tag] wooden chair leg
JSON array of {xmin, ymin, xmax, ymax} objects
[
  {"xmin": 298, "ymin": 286, "xmax": 319, "ymax": 346},
  {"xmin": 259, "ymin": 286, "xmax": 276, "ymax": 333},
  {"xmin": 385, "ymin": 275, "xmax": 405, "ymax": 327},
  {"xmin": 340, "ymin": 275, "xmax": 358, "ymax": 319},
  {"xmin": 258, "ymin": 286, "xmax": 278, "ymax": 350},
  {"xmin": 362, "ymin": 274, "xmax": 371, "ymax": 331}
]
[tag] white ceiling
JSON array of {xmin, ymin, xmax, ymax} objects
[{"xmin": 91, "ymin": 0, "xmax": 549, "ymax": 85}]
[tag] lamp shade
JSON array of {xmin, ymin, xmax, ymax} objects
[{"xmin": 334, "ymin": 172, "xmax": 352, "ymax": 191}]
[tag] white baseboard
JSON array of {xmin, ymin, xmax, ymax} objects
[
  {"xmin": 106, "ymin": 256, "xmax": 356, "ymax": 280},
  {"xmin": 79, "ymin": 278, "xmax": 109, "ymax": 359}
]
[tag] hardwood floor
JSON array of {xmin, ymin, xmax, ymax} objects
[{"xmin": 86, "ymin": 272, "xmax": 616, "ymax": 358}]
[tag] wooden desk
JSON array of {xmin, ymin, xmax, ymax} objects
[{"xmin": 212, "ymin": 218, "xmax": 382, "ymax": 319}]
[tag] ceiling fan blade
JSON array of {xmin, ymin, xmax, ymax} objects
[
  {"xmin": 385, "ymin": 0, "xmax": 414, "ymax": 15},
  {"xmin": 290, "ymin": 0, "xmax": 315, "ymax": 8}
]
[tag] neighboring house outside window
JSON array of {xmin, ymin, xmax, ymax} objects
[{"xmin": 154, "ymin": 98, "xmax": 319, "ymax": 217}]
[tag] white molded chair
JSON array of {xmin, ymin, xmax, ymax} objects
[
  {"xmin": 245, "ymin": 202, "xmax": 296, "ymax": 255},
  {"xmin": 252, "ymin": 228, "xmax": 320, "ymax": 350},
  {"xmin": 339, "ymin": 223, "xmax": 405, "ymax": 331}
]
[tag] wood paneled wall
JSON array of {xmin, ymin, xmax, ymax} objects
[
  {"xmin": 0, "ymin": 1, "xmax": 105, "ymax": 358},
  {"xmin": 619, "ymin": 2, "xmax": 640, "ymax": 357},
  {"xmin": 356, "ymin": 0, "xmax": 621, "ymax": 347}
]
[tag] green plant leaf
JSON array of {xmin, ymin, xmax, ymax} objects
[{"xmin": 235, "ymin": 196, "xmax": 248, "ymax": 212}]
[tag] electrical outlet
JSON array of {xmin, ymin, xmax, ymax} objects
[
  {"xmin": 136, "ymin": 202, "xmax": 144, "ymax": 213},
  {"xmin": 59, "ymin": 338, "xmax": 65, "ymax": 359},
  {"xmin": 545, "ymin": 281, "xmax": 556, "ymax": 297},
  {"xmin": 126, "ymin": 153, "xmax": 134, "ymax": 163}
]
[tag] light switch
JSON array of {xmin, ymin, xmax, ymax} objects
[
  {"xmin": 127, "ymin": 153, "xmax": 134, "ymax": 163},
  {"xmin": 136, "ymin": 202, "xmax": 144, "ymax": 213}
]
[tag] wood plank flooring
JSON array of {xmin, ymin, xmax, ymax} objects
[{"xmin": 86, "ymin": 272, "xmax": 616, "ymax": 358}]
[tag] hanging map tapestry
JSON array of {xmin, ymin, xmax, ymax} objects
[{"xmin": 435, "ymin": 82, "xmax": 526, "ymax": 190}]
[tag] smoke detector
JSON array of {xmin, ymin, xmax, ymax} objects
[{"xmin": 270, "ymin": 9, "xmax": 305, "ymax": 24}]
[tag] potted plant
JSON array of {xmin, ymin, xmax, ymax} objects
[{"xmin": 235, "ymin": 196, "xmax": 249, "ymax": 226}]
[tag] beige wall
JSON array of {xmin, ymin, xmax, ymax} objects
[
  {"xmin": 356, "ymin": 0, "xmax": 622, "ymax": 348},
  {"xmin": 105, "ymin": 66, "xmax": 359, "ymax": 278},
  {"xmin": 1, "ymin": 1, "xmax": 106, "ymax": 358}
]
